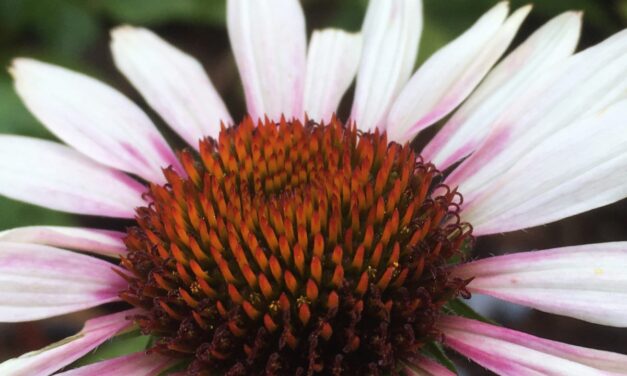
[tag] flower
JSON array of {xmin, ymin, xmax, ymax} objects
[{"xmin": 0, "ymin": 0, "xmax": 626, "ymax": 375}]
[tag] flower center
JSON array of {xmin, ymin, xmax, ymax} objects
[{"xmin": 119, "ymin": 117, "xmax": 473, "ymax": 375}]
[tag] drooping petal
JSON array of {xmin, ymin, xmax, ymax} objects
[
  {"xmin": 424, "ymin": 11, "xmax": 582, "ymax": 169},
  {"xmin": 0, "ymin": 136, "xmax": 145, "ymax": 218},
  {"xmin": 0, "ymin": 242, "xmax": 126, "ymax": 322},
  {"xmin": 387, "ymin": 3, "xmax": 531, "ymax": 143},
  {"xmin": 350, "ymin": 0, "xmax": 422, "ymax": 132},
  {"xmin": 402, "ymin": 357, "xmax": 456, "ymax": 376},
  {"xmin": 303, "ymin": 29, "xmax": 362, "ymax": 124},
  {"xmin": 111, "ymin": 26, "xmax": 233, "ymax": 147},
  {"xmin": 11, "ymin": 58, "xmax": 181, "ymax": 184},
  {"xmin": 447, "ymin": 29, "xmax": 627, "ymax": 200},
  {"xmin": 57, "ymin": 351, "xmax": 173, "ymax": 376},
  {"xmin": 227, "ymin": 0, "xmax": 306, "ymax": 122},
  {"xmin": 0, "ymin": 226, "xmax": 126, "ymax": 258},
  {"xmin": 451, "ymin": 242, "xmax": 627, "ymax": 327},
  {"xmin": 462, "ymin": 99, "xmax": 627, "ymax": 234},
  {"xmin": 439, "ymin": 316, "xmax": 627, "ymax": 375},
  {"xmin": 0, "ymin": 309, "xmax": 136, "ymax": 375}
]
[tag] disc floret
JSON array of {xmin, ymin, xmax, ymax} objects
[{"xmin": 119, "ymin": 117, "xmax": 472, "ymax": 375}]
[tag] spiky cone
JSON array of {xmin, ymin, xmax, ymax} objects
[{"xmin": 119, "ymin": 117, "xmax": 472, "ymax": 375}]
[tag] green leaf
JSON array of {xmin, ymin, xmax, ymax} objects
[
  {"xmin": 70, "ymin": 330, "xmax": 152, "ymax": 368},
  {"xmin": 444, "ymin": 298, "xmax": 498, "ymax": 325},
  {"xmin": 157, "ymin": 361, "xmax": 191, "ymax": 376},
  {"xmin": 0, "ymin": 197, "xmax": 75, "ymax": 231},
  {"xmin": 422, "ymin": 341, "xmax": 457, "ymax": 373}
]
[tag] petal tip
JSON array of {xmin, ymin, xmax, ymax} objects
[
  {"xmin": 518, "ymin": 3, "xmax": 534, "ymax": 15},
  {"xmin": 496, "ymin": 1, "xmax": 510, "ymax": 13},
  {"xmin": 111, "ymin": 24, "xmax": 138, "ymax": 35},
  {"xmin": 8, "ymin": 57, "xmax": 34, "ymax": 78}
]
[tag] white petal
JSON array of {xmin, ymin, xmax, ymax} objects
[
  {"xmin": 0, "ymin": 309, "xmax": 135, "ymax": 376},
  {"xmin": 111, "ymin": 26, "xmax": 233, "ymax": 147},
  {"xmin": 0, "ymin": 136, "xmax": 145, "ymax": 218},
  {"xmin": 350, "ymin": 0, "xmax": 422, "ymax": 132},
  {"xmin": 447, "ymin": 29, "xmax": 627, "ymax": 199},
  {"xmin": 0, "ymin": 226, "xmax": 126, "ymax": 258},
  {"xmin": 425, "ymin": 11, "xmax": 582, "ymax": 168},
  {"xmin": 11, "ymin": 58, "xmax": 180, "ymax": 184},
  {"xmin": 439, "ymin": 316, "xmax": 627, "ymax": 375},
  {"xmin": 387, "ymin": 3, "xmax": 531, "ymax": 143},
  {"xmin": 227, "ymin": 0, "xmax": 306, "ymax": 121},
  {"xmin": 57, "ymin": 351, "xmax": 173, "ymax": 376},
  {"xmin": 0, "ymin": 242, "xmax": 126, "ymax": 322},
  {"xmin": 452, "ymin": 242, "xmax": 627, "ymax": 327},
  {"xmin": 303, "ymin": 29, "xmax": 362, "ymax": 124},
  {"xmin": 462, "ymin": 99, "xmax": 627, "ymax": 234}
]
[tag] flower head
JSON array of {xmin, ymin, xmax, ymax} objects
[
  {"xmin": 0, "ymin": 0, "xmax": 626, "ymax": 375},
  {"xmin": 120, "ymin": 117, "xmax": 472, "ymax": 374}
]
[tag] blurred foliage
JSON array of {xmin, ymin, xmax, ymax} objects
[
  {"xmin": 94, "ymin": 0, "xmax": 226, "ymax": 26},
  {"xmin": 422, "ymin": 341, "xmax": 458, "ymax": 372},
  {"xmin": 445, "ymin": 299, "xmax": 499, "ymax": 325},
  {"xmin": 70, "ymin": 329, "xmax": 151, "ymax": 368},
  {"xmin": 0, "ymin": 0, "xmax": 624, "ymax": 232},
  {"xmin": 0, "ymin": 0, "xmax": 625, "ymax": 371}
]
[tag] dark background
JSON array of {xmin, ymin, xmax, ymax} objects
[{"xmin": 0, "ymin": 0, "xmax": 625, "ymax": 374}]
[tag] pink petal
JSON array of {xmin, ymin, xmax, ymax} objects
[
  {"xmin": 0, "ymin": 226, "xmax": 126, "ymax": 258},
  {"xmin": 111, "ymin": 26, "xmax": 233, "ymax": 147},
  {"xmin": 402, "ymin": 357, "xmax": 456, "ymax": 376},
  {"xmin": 350, "ymin": 0, "xmax": 422, "ymax": 132},
  {"xmin": 387, "ymin": 3, "xmax": 531, "ymax": 144},
  {"xmin": 446, "ymin": 29, "xmax": 627, "ymax": 200},
  {"xmin": 0, "ymin": 242, "xmax": 126, "ymax": 322},
  {"xmin": 0, "ymin": 309, "xmax": 136, "ymax": 375},
  {"xmin": 439, "ymin": 316, "xmax": 627, "ymax": 375},
  {"xmin": 227, "ymin": 0, "xmax": 306, "ymax": 122},
  {"xmin": 424, "ymin": 11, "xmax": 581, "ymax": 169},
  {"xmin": 11, "ymin": 58, "xmax": 181, "ymax": 184},
  {"xmin": 57, "ymin": 351, "xmax": 173, "ymax": 376},
  {"xmin": 304, "ymin": 29, "xmax": 362, "ymax": 124},
  {"xmin": 451, "ymin": 242, "xmax": 627, "ymax": 327},
  {"xmin": 461, "ymin": 99, "xmax": 627, "ymax": 235},
  {"xmin": 0, "ymin": 135, "xmax": 145, "ymax": 218}
]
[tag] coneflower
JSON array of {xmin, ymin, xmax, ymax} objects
[{"xmin": 0, "ymin": 0, "xmax": 626, "ymax": 375}]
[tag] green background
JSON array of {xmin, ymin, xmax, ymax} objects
[{"xmin": 0, "ymin": 0, "xmax": 625, "ymax": 373}]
